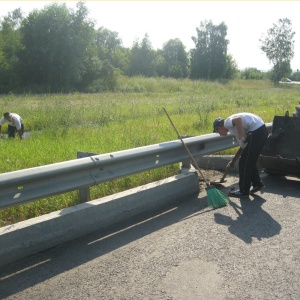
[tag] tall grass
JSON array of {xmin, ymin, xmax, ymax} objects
[{"xmin": 0, "ymin": 78, "xmax": 299, "ymax": 226}]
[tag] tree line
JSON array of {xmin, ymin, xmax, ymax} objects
[{"xmin": 0, "ymin": 2, "xmax": 296, "ymax": 94}]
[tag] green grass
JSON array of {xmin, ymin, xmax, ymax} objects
[{"xmin": 0, "ymin": 77, "xmax": 299, "ymax": 227}]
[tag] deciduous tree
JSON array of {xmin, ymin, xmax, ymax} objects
[
  {"xmin": 160, "ymin": 38, "xmax": 188, "ymax": 78},
  {"xmin": 128, "ymin": 33, "xmax": 156, "ymax": 77},
  {"xmin": 95, "ymin": 26, "xmax": 129, "ymax": 75},
  {"xmin": 190, "ymin": 20, "xmax": 229, "ymax": 80},
  {"xmin": 0, "ymin": 9, "xmax": 23, "ymax": 93},
  {"xmin": 19, "ymin": 2, "xmax": 99, "ymax": 92},
  {"xmin": 260, "ymin": 18, "xmax": 295, "ymax": 84}
]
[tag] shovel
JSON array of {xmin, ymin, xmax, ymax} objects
[
  {"xmin": 213, "ymin": 132, "xmax": 253, "ymax": 184},
  {"xmin": 210, "ymin": 147, "xmax": 243, "ymax": 185}
]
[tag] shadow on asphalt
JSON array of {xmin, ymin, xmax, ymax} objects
[
  {"xmin": 213, "ymin": 173, "xmax": 300, "ymax": 244},
  {"xmin": 0, "ymin": 173, "xmax": 298, "ymax": 297},
  {"xmin": 214, "ymin": 196, "xmax": 282, "ymax": 244}
]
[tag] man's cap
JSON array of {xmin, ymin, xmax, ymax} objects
[
  {"xmin": 213, "ymin": 117, "xmax": 224, "ymax": 133},
  {"xmin": 3, "ymin": 112, "xmax": 10, "ymax": 119}
]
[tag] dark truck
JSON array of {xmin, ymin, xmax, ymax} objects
[{"xmin": 258, "ymin": 103, "xmax": 300, "ymax": 178}]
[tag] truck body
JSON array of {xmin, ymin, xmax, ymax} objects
[{"xmin": 258, "ymin": 107, "xmax": 300, "ymax": 178}]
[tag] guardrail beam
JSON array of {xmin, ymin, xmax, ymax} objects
[{"xmin": 0, "ymin": 124, "xmax": 272, "ymax": 210}]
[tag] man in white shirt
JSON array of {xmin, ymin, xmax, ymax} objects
[
  {"xmin": 293, "ymin": 104, "xmax": 300, "ymax": 117},
  {"xmin": 213, "ymin": 112, "xmax": 268, "ymax": 198},
  {"xmin": 0, "ymin": 112, "xmax": 24, "ymax": 140}
]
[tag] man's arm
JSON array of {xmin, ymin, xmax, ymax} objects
[{"xmin": 232, "ymin": 117, "xmax": 244, "ymax": 140}]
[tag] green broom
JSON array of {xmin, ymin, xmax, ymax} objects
[{"xmin": 163, "ymin": 108, "xmax": 229, "ymax": 209}]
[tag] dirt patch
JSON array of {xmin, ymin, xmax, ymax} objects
[{"xmin": 196, "ymin": 169, "xmax": 225, "ymax": 191}]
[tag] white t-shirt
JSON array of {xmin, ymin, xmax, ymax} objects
[
  {"xmin": 0, "ymin": 113, "xmax": 24, "ymax": 130},
  {"xmin": 224, "ymin": 113, "xmax": 264, "ymax": 138}
]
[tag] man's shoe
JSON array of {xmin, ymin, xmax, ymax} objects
[
  {"xmin": 250, "ymin": 184, "xmax": 265, "ymax": 195},
  {"xmin": 228, "ymin": 190, "xmax": 249, "ymax": 198}
]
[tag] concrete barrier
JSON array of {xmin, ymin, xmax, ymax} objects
[
  {"xmin": 195, "ymin": 155, "xmax": 238, "ymax": 171},
  {"xmin": 0, "ymin": 171, "xmax": 199, "ymax": 268},
  {"xmin": 195, "ymin": 154, "xmax": 263, "ymax": 172}
]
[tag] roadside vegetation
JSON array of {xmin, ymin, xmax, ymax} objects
[{"xmin": 0, "ymin": 77, "xmax": 299, "ymax": 226}]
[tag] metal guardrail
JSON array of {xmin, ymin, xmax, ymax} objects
[{"xmin": 0, "ymin": 124, "xmax": 272, "ymax": 209}]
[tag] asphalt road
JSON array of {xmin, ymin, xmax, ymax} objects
[{"xmin": 0, "ymin": 172, "xmax": 299, "ymax": 300}]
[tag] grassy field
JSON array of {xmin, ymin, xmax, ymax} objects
[{"xmin": 0, "ymin": 77, "xmax": 299, "ymax": 226}]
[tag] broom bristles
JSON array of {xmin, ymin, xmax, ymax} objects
[{"xmin": 205, "ymin": 186, "xmax": 229, "ymax": 209}]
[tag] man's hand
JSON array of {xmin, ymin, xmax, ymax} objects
[
  {"xmin": 226, "ymin": 160, "xmax": 234, "ymax": 169},
  {"xmin": 238, "ymin": 138, "xmax": 247, "ymax": 149}
]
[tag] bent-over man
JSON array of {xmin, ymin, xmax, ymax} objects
[
  {"xmin": 0, "ymin": 112, "xmax": 24, "ymax": 140},
  {"xmin": 213, "ymin": 112, "xmax": 268, "ymax": 198}
]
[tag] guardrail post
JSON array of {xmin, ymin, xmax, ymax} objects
[
  {"xmin": 180, "ymin": 136, "xmax": 194, "ymax": 173},
  {"xmin": 77, "ymin": 151, "xmax": 94, "ymax": 203},
  {"xmin": 180, "ymin": 158, "xmax": 192, "ymax": 174}
]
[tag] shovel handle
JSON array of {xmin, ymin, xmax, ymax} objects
[
  {"xmin": 230, "ymin": 147, "xmax": 244, "ymax": 166},
  {"xmin": 220, "ymin": 147, "xmax": 244, "ymax": 182}
]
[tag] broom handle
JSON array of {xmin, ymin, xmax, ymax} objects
[{"xmin": 163, "ymin": 108, "xmax": 210, "ymax": 186}]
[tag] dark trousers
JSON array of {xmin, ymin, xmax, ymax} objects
[
  {"xmin": 8, "ymin": 124, "xmax": 24, "ymax": 138},
  {"xmin": 239, "ymin": 124, "xmax": 268, "ymax": 193}
]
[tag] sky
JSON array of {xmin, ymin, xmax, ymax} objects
[{"xmin": 1, "ymin": 1, "xmax": 300, "ymax": 71}]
